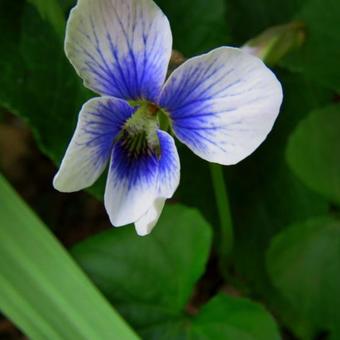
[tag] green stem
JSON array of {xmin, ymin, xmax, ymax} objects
[{"xmin": 209, "ymin": 163, "xmax": 234, "ymax": 260}]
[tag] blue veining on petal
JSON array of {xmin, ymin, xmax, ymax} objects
[
  {"xmin": 68, "ymin": 0, "xmax": 171, "ymax": 102},
  {"xmin": 160, "ymin": 49, "xmax": 274, "ymax": 155},
  {"xmin": 108, "ymin": 129, "xmax": 179, "ymax": 198},
  {"xmin": 104, "ymin": 126, "xmax": 179, "ymax": 225},
  {"xmin": 159, "ymin": 57, "xmax": 242, "ymax": 154},
  {"xmin": 78, "ymin": 98, "xmax": 134, "ymax": 166},
  {"xmin": 158, "ymin": 47, "xmax": 282, "ymax": 166},
  {"xmin": 157, "ymin": 130, "xmax": 180, "ymax": 197},
  {"xmin": 110, "ymin": 141, "xmax": 159, "ymax": 191}
]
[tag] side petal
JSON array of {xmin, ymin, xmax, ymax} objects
[
  {"xmin": 65, "ymin": 0, "xmax": 172, "ymax": 102},
  {"xmin": 53, "ymin": 97, "xmax": 134, "ymax": 192},
  {"xmin": 134, "ymin": 198, "xmax": 166, "ymax": 236},
  {"xmin": 104, "ymin": 130, "xmax": 180, "ymax": 229},
  {"xmin": 159, "ymin": 47, "xmax": 283, "ymax": 165}
]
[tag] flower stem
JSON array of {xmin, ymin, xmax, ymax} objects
[{"xmin": 209, "ymin": 163, "xmax": 234, "ymax": 263}]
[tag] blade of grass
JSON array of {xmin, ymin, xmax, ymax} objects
[{"xmin": 0, "ymin": 174, "xmax": 139, "ymax": 340}]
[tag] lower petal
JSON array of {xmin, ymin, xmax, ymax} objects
[
  {"xmin": 134, "ymin": 198, "xmax": 166, "ymax": 236},
  {"xmin": 53, "ymin": 97, "xmax": 134, "ymax": 192},
  {"xmin": 104, "ymin": 141, "xmax": 159, "ymax": 226},
  {"xmin": 104, "ymin": 130, "xmax": 180, "ymax": 230}
]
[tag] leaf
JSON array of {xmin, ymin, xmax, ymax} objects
[
  {"xmin": 228, "ymin": 70, "xmax": 331, "ymax": 296},
  {"xmin": 191, "ymin": 294, "xmax": 280, "ymax": 340},
  {"xmin": 226, "ymin": 0, "xmax": 306, "ymax": 44},
  {"xmin": 286, "ymin": 104, "xmax": 340, "ymax": 206},
  {"xmin": 141, "ymin": 294, "xmax": 281, "ymax": 340},
  {"xmin": 72, "ymin": 204, "xmax": 281, "ymax": 339},
  {"xmin": 281, "ymin": 0, "xmax": 340, "ymax": 91},
  {"xmin": 266, "ymin": 216, "xmax": 340, "ymax": 339},
  {"xmin": 71, "ymin": 204, "xmax": 212, "ymax": 328},
  {"xmin": 27, "ymin": 0, "xmax": 65, "ymax": 37},
  {"xmin": 227, "ymin": 0, "xmax": 340, "ymax": 91},
  {"xmin": 0, "ymin": 174, "xmax": 138, "ymax": 340},
  {"xmin": 0, "ymin": 1, "xmax": 91, "ymax": 165},
  {"xmin": 156, "ymin": 0, "xmax": 229, "ymax": 56}
]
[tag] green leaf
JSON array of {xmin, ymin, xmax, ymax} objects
[
  {"xmin": 229, "ymin": 70, "xmax": 330, "ymax": 296},
  {"xmin": 191, "ymin": 294, "xmax": 280, "ymax": 340},
  {"xmin": 0, "ymin": 1, "xmax": 91, "ymax": 165},
  {"xmin": 72, "ymin": 205, "xmax": 281, "ymax": 339},
  {"xmin": 141, "ymin": 294, "xmax": 281, "ymax": 340},
  {"xmin": 266, "ymin": 216, "xmax": 340, "ymax": 339},
  {"xmin": 226, "ymin": 0, "xmax": 306, "ymax": 44},
  {"xmin": 227, "ymin": 0, "xmax": 340, "ymax": 91},
  {"xmin": 71, "ymin": 204, "xmax": 212, "ymax": 328},
  {"xmin": 286, "ymin": 104, "xmax": 340, "ymax": 206},
  {"xmin": 156, "ymin": 0, "xmax": 229, "ymax": 56},
  {"xmin": 0, "ymin": 174, "xmax": 138, "ymax": 340},
  {"xmin": 281, "ymin": 0, "xmax": 340, "ymax": 91},
  {"xmin": 27, "ymin": 0, "xmax": 65, "ymax": 37}
]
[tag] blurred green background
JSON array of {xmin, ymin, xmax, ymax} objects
[{"xmin": 0, "ymin": 0, "xmax": 339, "ymax": 339}]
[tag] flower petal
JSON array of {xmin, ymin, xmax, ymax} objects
[
  {"xmin": 133, "ymin": 131, "xmax": 179, "ymax": 235},
  {"xmin": 156, "ymin": 130, "xmax": 180, "ymax": 198},
  {"xmin": 53, "ymin": 97, "xmax": 134, "ymax": 192},
  {"xmin": 134, "ymin": 197, "xmax": 166, "ymax": 236},
  {"xmin": 104, "ymin": 130, "xmax": 180, "ymax": 227},
  {"xmin": 65, "ymin": 0, "xmax": 172, "ymax": 101},
  {"xmin": 104, "ymin": 142, "xmax": 159, "ymax": 226},
  {"xmin": 159, "ymin": 47, "xmax": 283, "ymax": 165}
]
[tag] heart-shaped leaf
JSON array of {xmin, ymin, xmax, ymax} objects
[
  {"xmin": 267, "ymin": 216, "xmax": 340, "ymax": 339},
  {"xmin": 286, "ymin": 104, "xmax": 340, "ymax": 206},
  {"xmin": 72, "ymin": 204, "xmax": 212, "ymax": 328}
]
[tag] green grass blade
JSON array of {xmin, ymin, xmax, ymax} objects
[{"xmin": 0, "ymin": 174, "xmax": 139, "ymax": 340}]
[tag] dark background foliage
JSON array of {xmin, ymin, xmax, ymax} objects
[{"xmin": 0, "ymin": 0, "xmax": 339, "ymax": 339}]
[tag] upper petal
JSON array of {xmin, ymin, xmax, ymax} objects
[
  {"xmin": 104, "ymin": 130, "xmax": 180, "ymax": 228},
  {"xmin": 53, "ymin": 97, "xmax": 134, "ymax": 192},
  {"xmin": 65, "ymin": 0, "xmax": 172, "ymax": 101},
  {"xmin": 159, "ymin": 47, "xmax": 283, "ymax": 165}
]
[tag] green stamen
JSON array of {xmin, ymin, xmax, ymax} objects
[{"xmin": 117, "ymin": 101, "xmax": 169, "ymax": 159}]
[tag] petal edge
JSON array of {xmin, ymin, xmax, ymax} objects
[
  {"xmin": 65, "ymin": 0, "xmax": 172, "ymax": 101},
  {"xmin": 53, "ymin": 96, "xmax": 133, "ymax": 192},
  {"xmin": 160, "ymin": 47, "xmax": 283, "ymax": 165}
]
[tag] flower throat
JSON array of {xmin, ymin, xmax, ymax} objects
[{"xmin": 116, "ymin": 101, "xmax": 168, "ymax": 159}]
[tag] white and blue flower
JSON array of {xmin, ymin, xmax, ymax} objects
[{"xmin": 53, "ymin": 0, "xmax": 283, "ymax": 236}]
